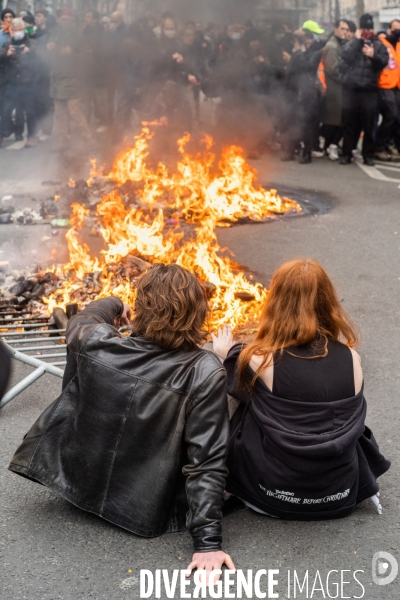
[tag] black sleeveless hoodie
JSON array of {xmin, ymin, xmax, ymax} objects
[{"xmin": 224, "ymin": 344, "xmax": 391, "ymax": 520}]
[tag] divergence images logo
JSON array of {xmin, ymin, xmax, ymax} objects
[{"xmin": 372, "ymin": 552, "xmax": 398, "ymax": 586}]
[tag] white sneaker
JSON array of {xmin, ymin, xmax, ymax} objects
[
  {"xmin": 311, "ymin": 150, "xmax": 325, "ymax": 158},
  {"xmin": 328, "ymin": 144, "xmax": 339, "ymax": 161},
  {"xmin": 5, "ymin": 140, "xmax": 26, "ymax": 150}
]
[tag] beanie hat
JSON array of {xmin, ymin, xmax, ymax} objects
[
  {"xmin": 1, "ymin": 8, "xmax": 16, "ymax": 20},
  {"xmin": 360, "ymin": 13, "xmax": 374, "ymax": 30}
]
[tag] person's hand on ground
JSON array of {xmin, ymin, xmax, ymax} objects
[
  {"xmin": 114, "ymin": 303, "xmax": 132, "ymax": 327},
  {"xmin": 186, "ymin": 551, "xmax": 236, "ymax": 586},
  {"xmin": 21, "ymin": 45, "xmax": 30, "ymax": 55},
  {"xmin": 211, "ymin": 325, "xmax": 234, "ymax": 359}
]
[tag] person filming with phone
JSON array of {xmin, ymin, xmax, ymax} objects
[
  {"xmin": 339, "ymin": 13, "xmax": 388, "ymax": 166},
  {"xmin": 0, "ymin": 17, "xmax": 38, "ymax": 148}
]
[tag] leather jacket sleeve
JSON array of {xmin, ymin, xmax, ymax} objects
[
  {"xmin": 66, "ymin": 297, "xmax": 124, "ymax": 354},
  {"xmin": 183, "ymin": 368, "xmax": 229, "ymax": 552}
]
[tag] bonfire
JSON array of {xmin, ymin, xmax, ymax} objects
[{"xmin": 4, "ymin": 123, "xmax": 301, "ymax": 333}]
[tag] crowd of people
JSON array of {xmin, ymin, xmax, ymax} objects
[{"xmin": 0, "ymin": 6, "xmax": 400, "ymax": 166}]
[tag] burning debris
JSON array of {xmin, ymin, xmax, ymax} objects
[{"xmin": 1, "ymin": 125, "xmax": 301, "ymax": 333}]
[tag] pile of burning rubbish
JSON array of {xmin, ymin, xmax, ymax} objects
[{"xmin": 0, "ymin": 124, "xmax": 301, "ymax": 333}]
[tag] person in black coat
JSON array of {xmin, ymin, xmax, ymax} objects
[
  {"xmin": 340, "ymin": 13, "xmax": 388, "ymax": 165},
  {"xmin": 282, "ymin": 32, "xmax": 324, "ymax": 163},
  {"xmin": 32, "ymin": 10, "xmax": 54, "ymax": 139},
  {"xmin": 0, "ymin": 18, "xmax": 38, "ymax": 147}
]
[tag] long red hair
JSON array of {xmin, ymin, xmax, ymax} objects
[{"xmin": 238, "ymin": 259, "xmax": 360, "ymax": 388}]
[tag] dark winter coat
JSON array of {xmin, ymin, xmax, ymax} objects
[
  {"xmin": 224, "ymin": 344, "xmax": 390, "ymax": 520},
  {"xmin": 341, "ymin": 37, "xmax": 388, "ymax": 91},
  {"xmin": 322, "ymin": 35, "xmax": 345, "ymax": 126},
  {"xmin": 8, "ymin": 298, "xmax": 229, "ymax": 551},
  {"xmin": 285, "ymin": 43, "xmax": 323, "ymax": 105},
  {"xmin": 0, "ymin": 36, "xmax": 37, "ymax": 84},
  {"xmin": 48, "ymin": 26, "xmax": 88, "ymax": 100}
]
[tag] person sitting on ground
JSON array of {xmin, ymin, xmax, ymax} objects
[
  {"xmin": 212, "ymin": 259, "xmax": 390, "ymax": 520},
  {"xmin": 9, "ymin": 264, "xmax": 234, "ymax": 582}
]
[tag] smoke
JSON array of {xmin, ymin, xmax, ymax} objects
[
  {"xmin": 0, "ymin": 0, "xmax": 295, "ymax": 225},
  {"xmin": 154, "ymin": 0, "xmax": 259, "ymax": 25}
]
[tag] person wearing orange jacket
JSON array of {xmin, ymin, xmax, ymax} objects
[{"xmin": 375, "ymin": 19, "xmax": 400, "ymax": 161}]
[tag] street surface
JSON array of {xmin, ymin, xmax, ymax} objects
[{"xmin": 0, "ymin": 139, "xmax": 399, "ymax": 599}]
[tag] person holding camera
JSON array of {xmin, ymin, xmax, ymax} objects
[
  {"xmin": 0, "ymin": 17, "xmax": 38, "ymax": 148},
  {"xmin": 339, "ymin": 13, "xmax": 388, "ymax": 166}
]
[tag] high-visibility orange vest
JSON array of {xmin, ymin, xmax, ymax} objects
[
  {"xmin": 318, "ymin": 60, "xmax": 327, "ymax": 90},
  {"xmin": 378, "ymin": 37, "xmax": 400, "ymax": 89}
]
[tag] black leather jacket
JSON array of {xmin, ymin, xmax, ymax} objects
[{"xmin": 9, "ymin": 298, "xmax": 229, "ymax": 551}]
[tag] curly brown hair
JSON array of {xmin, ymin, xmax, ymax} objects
[{"xmin": 132, "ymin": 263, "xmax": 209, "ymax": 350}]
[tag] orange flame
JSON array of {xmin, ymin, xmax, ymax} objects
[{"xmin": 44, "ymin": 124, "xmax": 300, "ymax": 332}]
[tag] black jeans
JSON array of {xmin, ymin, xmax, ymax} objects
[
  {"xmin": 322, "ymin": 124, "xmax": 344, "ymax": 148},
  {"xmin": 297, "ymin": 95, "xmax": 321, "ymax": 155},
  {"xmin": 0, "ymin": 81, "xmax": 37, "ymax": 138},
  {"xmin": 35, "ymin": 78, "xmax": 54, "ymax": 136},
  {"xmin": 342, "ymin": 89, "xmax": 379, "ymax": 159},
  {"xmin": 376, "ymin": 88, "xmax": 400, "ymax": 152}
]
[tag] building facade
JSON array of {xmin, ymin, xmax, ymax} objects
[
  {"xmin": 6, "ymin": 0, "xmax": 400, "ymax": 27},
  {"xmin": 310, "ymin": 0, "xmax": 400, "ymax": 27}
]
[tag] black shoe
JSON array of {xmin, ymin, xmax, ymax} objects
[
  {"xmin": 339, "ymin": 155, "xmax": 351, "ymax": 165},
  {"xmin": 299, "ymin": 153, "xmax": 312, "ymax": 164},
  {"xmin": 363, "ymin": 157, "xmax": 375, "ymax": 166},
  {"xmin": 280, "ymin": 152, "xmax": 295, "ymax": 162}
]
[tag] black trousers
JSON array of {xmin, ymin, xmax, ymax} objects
[
  {"xmin": 376, "ymin": 88, "xmax": 400, "ymax": 152},
  {"xmin": 342, "ymin": 89, "xmax": 379, "ymax": 159},
  {"xmin": 322, "ymin": 124, "xmax": 344, "ymax": 148},
  {"xmin": 300, "ymin": 96, "xmax": 320, "ymax": 155}
]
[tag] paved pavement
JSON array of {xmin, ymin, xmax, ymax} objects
[{"xmin": 0, "ymin": 142, "xmax": 399, "ymax": 599}]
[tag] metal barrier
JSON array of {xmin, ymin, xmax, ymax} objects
[{"xmin": 0, "ymin": 326, "xmax": 66, "ymax": 409}]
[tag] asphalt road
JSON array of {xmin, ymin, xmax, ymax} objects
[{"xmin": 0, "ymin": 143, "xmax": 399, "ymax": 600}]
